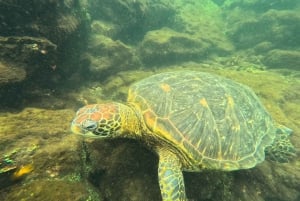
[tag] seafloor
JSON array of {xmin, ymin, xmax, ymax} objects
[{"xmin": 0, "ymin": 0, "xmax": 299, "ymax": 201}]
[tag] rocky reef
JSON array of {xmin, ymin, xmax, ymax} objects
[
  {"xmin": 0, "ymin": 0, "xmax": 89, "ymax": 107},
  {"xmin": 1, "ymin": 65, "xmax": 300, "ymax": 201}
]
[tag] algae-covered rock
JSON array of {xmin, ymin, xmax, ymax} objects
[
  {"xmin": 171, "ymin": 0, "xmax": 233, "ymax": 55},
  {"xmin": 234, "ymin": 160, "xmax": 300, "ymax": 201},
  {"xmin": 0, "ymin": 36, "xmax": 57, "ymax": 83},
  {"xmin": 0, "ymin": 0, "xmax": 87, "ymax": 45},
  {"xmin": 85, "ymin": 34, "xmax": 141, "ymax": 75},
  {"xmin": 0, "ymin": 108, "xmax": 103, "ymax": 200},
  {"xmin": 253, "ymin": 41, "xmax": 274, "ymax": 54},
  {"xmin": 223, "ymin": 0, "xmax": 300, "ymax": 12},
  {"xmin": 84, "ymin": 139, "xmax": 160, "ymax": 201},
  {"xmin": 84, "ymin": 0, "xmax": 233, "ymax": 69},
  {"xmin": 103, "ymin": 70, "xmax": 152, "ymax": 100},
  {"xmin": 0, "ymin": 0, "xmax": 90, "ymax": 96},
  {"xmin": 138, "ymin": 28, "xmax": 210, "ymax": 66},
  {"xmin": 0, "ymin": 36, "xmax": 57, "ymax": 66},
  {"xmin": 227, "ymin": 9, "xmax": 300, "ymax": 49},
  {"xmin": 134, "ymin": 0, "xmax": 233, "ymax": 66},
  {"xmin": 0, "ymin": 62, "xmax": 26, "ymax": 85},
  {"xmin": 91, "ymin": 20, "xmax": 118, "ymax": 38},
  {"xmin": 3, "ymin": 179, "xmax": 99, "ymax": 201},
  {"xmin": 262, "ymin": 49, "xmax": 300, "ymax": 70},
  {"xmin": 0, "ymin": 108, "xmax": 76, "ymax": 172},
  {"xmin": 88, "ymin": 0, "xmax": 175, "ymax": 43}
]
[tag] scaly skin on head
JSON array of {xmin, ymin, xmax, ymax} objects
[{"xmin": 71, "ymin": 102, "xmax": 144, "ymax": 139}]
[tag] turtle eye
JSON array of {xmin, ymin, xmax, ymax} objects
[{"xmin": 82, "ymin": 119, "xmax": 98, "ymax": 131}]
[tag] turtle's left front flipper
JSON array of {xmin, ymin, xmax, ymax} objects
[{"xmin": 157, "ymin": 148, "xmax": 187, "ymax": 201}]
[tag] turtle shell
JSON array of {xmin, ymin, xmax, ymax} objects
[{"xmin": 127, "ymin": 71, "xmax": 275, "ymax": 171}]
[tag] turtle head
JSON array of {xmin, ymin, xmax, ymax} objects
[{"xmin": 71, "ymin": 103, "xmax": 122, "ymax": 138}]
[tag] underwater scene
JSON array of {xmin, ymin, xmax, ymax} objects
[{"xmin": 0, "ymin": 0, "xmax": 299, "ymax": 200}]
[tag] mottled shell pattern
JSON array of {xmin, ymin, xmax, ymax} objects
[{"xmin": 127, "ymin": 71, "xmax": 275, "ymax": 171}]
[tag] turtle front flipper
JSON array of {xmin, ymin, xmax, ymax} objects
[
  {"xmin": 157, "ymin": 148, "xmax": 187, "ymax": 201},
  {"xmin": 265, "ymin": 125, "xmax": 296, "ymax": 163}
]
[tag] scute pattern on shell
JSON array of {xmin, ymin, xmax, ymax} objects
[{"xmin": 128, "ymin": 71, "xmax": 275, "ymax": 171}]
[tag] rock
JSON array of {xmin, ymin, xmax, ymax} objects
[
  {"xmin": 227, "ymin": 9, "xmax": 300, "ymax": 49},
  {"xmin": 0, "ymin": 36, "xmax": 57, "ymax": 60},
  {"xmin": 171, "ymin": 1, "xmax": 233, "ymax": 55},
  {"xmin": 0, "ymin": 62, "xmax": 26, "ymax": 85},
  {"xmin": 260, "ymin": 10, "xmax": 300, "ymax": 48},
  {"xmin": 0, "ymin": 0, "xmax": 87, "ymax": 44},
  {"xmin": 85, "ymin": 139, "xmax": 160, "ymax": 201},
  {"xmin": 103, "ymin": 70, "xmax": 152, "ymax": 100},
  {"xmin": 138, "ymin": 28, "xmax": 210, "ymax": 66},
  {"xmin": 0, "ymin": 108, "xmax": 103, "ymax": 200},
  {"xmin": 223, "ymin": 0, "xmax": 299, "ymax": 12},
  {"xmin": 91, "ymin": 20, "xmax": 118, "ymax": 38},
  {"xmin": 88, "ymin": 0, "xmax": 176, "ymax": 43},
  {"xmin": 0, "ymin": 0, "xmax": 90, "ymax": 93},
  {"xmin": 82, "ymin": 0, "xmax": 233, "ymax": 68},
  {"xmin": 0, "ymin": 36, "xmax": 57, "ymax": 76},
  {"xmin": 85, "ymin": 34, "xmax": 141, "ymax": 76},
  {"xmin": 262, "ymin": 49, "xmax": 300, "ymax": 70},
  {"xmin": 231, "ymin": 162, "xmax": 300, "ymax": 201},
  {"xmin": 3, "ymin": 179, "xmax": 99, "ymax": 201},
  {"xmin": 253, "ymin": 41, "xmax": 274, "ymax": 54}
]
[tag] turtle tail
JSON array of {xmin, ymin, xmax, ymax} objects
[{"xmin": 265, "ymin": 125, "xmax": 296, "ymax": 163}]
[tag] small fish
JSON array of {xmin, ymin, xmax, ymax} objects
[
  {"xmin": 50, "ymin": 65, "xmax": 57, "ymax": 71},
  {"xmin": 11, "ymin": 164, "xmax": 34, "ymax": 181},
  {"xmin": 40, "ymin": 49, "xmax": 48, "ymax": 55}
]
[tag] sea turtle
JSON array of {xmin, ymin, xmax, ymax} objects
[{"xmin": 71, "ymin": 71, "xmax": 295, "ymax": 201}]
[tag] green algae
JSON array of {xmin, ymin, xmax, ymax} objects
[
  {"xmin": 2, "ymin": 179, "xmax": 100, "ymax": 201},
  {"xmin": 139, "ymin": 28, "xmax": 210, "ymax": 66},
  {"xmin": 0, "ymin": 108, "xmax": 103, "ymax": 200}
]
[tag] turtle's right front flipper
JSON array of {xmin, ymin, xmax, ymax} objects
[{"xmin": 157, "ymin": 148, "xmax": 187, "ymax": 201}]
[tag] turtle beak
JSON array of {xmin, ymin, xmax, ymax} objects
[
  {"xmin": 70, "ymin": 124, "xmax": 98, "ymax": 138},
  {"xmin": 70, "ymin": 123, "xmax": 84, "ymax": 135}
]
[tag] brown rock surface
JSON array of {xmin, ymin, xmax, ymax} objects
[
  {"xmin": 263, "ymin": 49, "xmax": 300, "ymax": 70},
  {"xmin": 84, "ymin": 34, "xmax": 141, "ymax": 76},
  {"xmin": 0, "ymin": 108, "xmax": 103, "ymax": 200},
  {"xmin": 138, "ymin": 28, "xmax": 211, "ymax": 66},
  {"xmin": 0, "ymin": 62, "xmax": 26, "ymax": 85}
]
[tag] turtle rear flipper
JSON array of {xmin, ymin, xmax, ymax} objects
[{"xmin": 265, "ymin": 125, "xmax": 296, "ymax": 163}]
